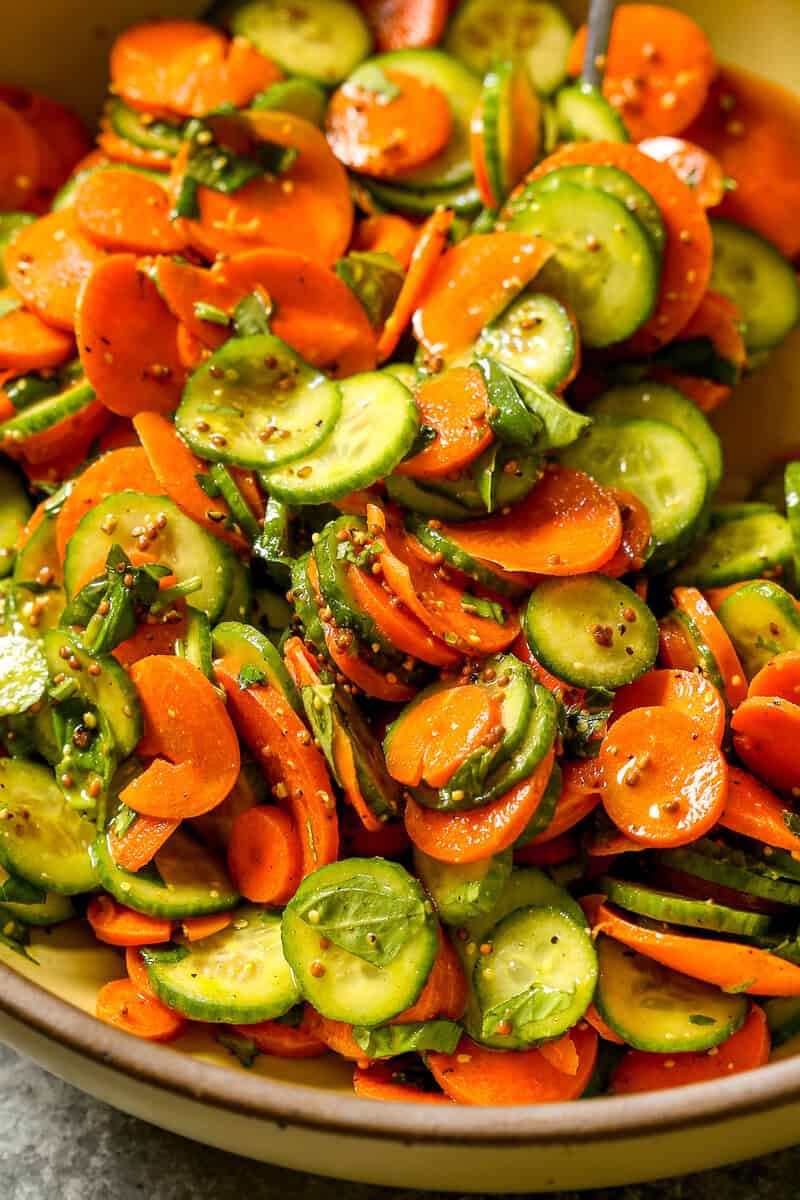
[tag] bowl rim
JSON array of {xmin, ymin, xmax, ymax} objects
[{"xmin": 3, "ymin": 959, "xmax": 800, "ymax": 1143}]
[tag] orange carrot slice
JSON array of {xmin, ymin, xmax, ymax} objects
[
  {"xmin": 395, "ymin": 367, "xmax": 493, "ymax": 480},
  {"xmin": 12, "ymin": 394, "xmax": 108, "ymax": 469},
  {"xmin": 538, "ymin": 1031, "xmax": 580, "ymax": 1077},
  {"xmin": 87, "ymin": 895, "xmax": 172, "ymax": 947},
  {"xmin": 749, "ymin": 651, "xmax": 800, "ymax": 705},
  {"xmin": 181, "ymin": 912, "xmax": 235, "ymax": 941},
  {"xmin": 524, "ymin": 758, "xmax": 605, "ymax": 847},
  {"xmin": 97, "ymin": 129, "xmax": 172, "ymax": 172},
  {"xmin": 391, "ymin": 927, "xmax": 467, "ymax": 1023},
  {"xmin": 0, "ymin": 85, "xmax": 90, "ymax": 192},
  {"xmin": 357, "ymin": 0, "xmax": 448, "ymax": 52},
  {"xmin": 353, "ymin": 1059, "xmax": 453, "ymax": 1103},
  {"xmin": 96, "ymin": 978, "xmax": 185, "ymax": 1041},
  {"xmin": 227, "ymin": 804, "xmax": 302, "ymax": 905},
  {"xmin": 732, "ymin": 696, "xmax": 800, "ymax": 796},
  {"xmin": 639, "ymin": 137, "xmax": 726, "ymax": 209},
  {"xmin": 344, "ymin": 560, "xmax": 461, "ymax": 667},
  {"xmin": 0, "ymin": 98, "xmax": 41, "ymax": 210},
  {"xmin": 353, "ymin": 214, "xmax": 418, "ymax": 269},
  {"xmin": 600, "ymin": 488, "xmax": 652, "ymax": 579},
  {"xmin": 320, "ymin": 616, "xmax": 416, "ymax": 702},
  {"xmin": 113, "ymin": 613, "xmax": 188, "ymax": 669},
  {"xmin": 108, "ymin": 814, "xmax": 180, "ymax": 873},
  {"xmin": 74, "ymin": 168, "xmax": 185, "ymax": 254},
  {"xmin": 673, "ymin": 586, "xmax": 747, "ymax": 708},
  {"xmin": 377, "ymin": 208, "xmax": 452, "ymax": 361},
  {"xmin": 4, "ymin": 210, "xmax": 106, "ymax": 331},
  {"xmin": 584, "ymin": 1003, "xmax": 625, "ymax": 1046},
  {"xmin": 385, "ymin": 683, "xmax": 502, "ymax": 788},
  {"xmin": 515, "ymin": 832, "xmax": 578, "ymax": 866},
  {"xmin": 0, "ymin": 292, "xmax": 74, "ymax": 372},
  {"xmin": 55, "ymin": 446, "xmax": 161, "ymax": 562},
  {"xmin": 231, "ymin": 1008, "xmax": 327, "ymax": 1058},
  {"xmin": 720, "ymin": 764, "xmax": 800, "ymax": 853},
  {"xmin": 611, "ymin": 667, "xmax": 726, "ymax": 748}
]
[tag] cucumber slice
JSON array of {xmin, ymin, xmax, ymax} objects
[
  {"xmin": 556, "ymin": 83, "xmax": 628, "ymax": 143},
  {"xmin": 361, "ymin": 50, "xmax": 481, "ymax": 191},
  {"xmin": 601, "ymin": 877, "xmax": 772, "ymax": 937},
  {"xmin": 0, "ymin": 213, "xmax": 35, "ymax": 286},
  {"xmin": 561, "ymin": 416, "xmax": 709, "ymax": 570},
  {"xmin": 660, "ymin": 608, "xmax": 728, "ymax": 699},
  {"xmin": 64, "ymin": 493, "xmax": 236, "ymax": 623},
  {"xmin": 473, "ymin": 904, "xmax": 597, "ymax": 1046},
  {"xmin": 0, "ymin": 461, "xmax": 31, "ymax": 579},
  {"xmin": 385, "ymin": 474, "xmax": 476, "ymax": 522},
  {"xmin": 671, "ymin": 512, "xmax": 795, "ymax": 592},
  {"xmin": 476, "ymin": 293, "xmax": 578, "ymax": 392},
  {"xmin": 786, "ymin": 462, "xmax": 800, "ymax": 586},
  {"xmin": 588, "ymin": 382, "xmax": 722, "ymax": 496},
  {"xmin": 251, "ymin": 586, "xmax": 292, "ymax": 644},
  {"xmin": 209, "ymin": 464, "xmax": 261, "ymax": 543},
  {"xmin": 508, "ymin": 164, "xmax": 665, "ymax": 255},
  {"xmin": 289, "ymin": 553, "xmax": 326, "ymax": 653},
  {"xmin": 710, "ymin": 502, "xmax": 777, "ymax": 526},
  {"xmin": 710, "ymin": 219, "xmax": 800, "ymax": 353},
  {"xmin": 0, "ymin": 379, "xmax": 95, "ymax": 445},
  {"xmin": 525, "ymin": 575, "xmax": 658, "ymax": 690},
  {"xmin": 764, "ymin": 997, "xmax": 800, "ymax": 1046},
  {"xmin": 12, "ymin": 508, "xmax": 66, "ymax": 637},
  {"xmin": 231, "ymin": 0, "xmax": 371, "ymax": 85},
  {"xmin": 659, "ymin": 841, "xmax": 800, "ymax": 906},
  {"xmin": 281, "ymin": 857, "xmax": 439, "ymax": 1025},
  {"xmin": 107, "ymin": 99, "xmax": 184, "ymax": 157},
  {"xmin": 178, "ymin": 607, "xmax": 214, "ymax": 679},
  {"xmin": 445, "ymin": 0, "xmax": 572, "ymax": 96},
  {"xmin": 176, "ymin": 333, "xmax": 341, "ymax": 471},
  {"xmin": 414, "ymin": 847, "xmax": 512, "ymax": 925},
  {"xmin": 219, "ymin": 554, "xmax": 253, "ymax": 624},
  {"xmin": 0, "ymin": 759, "xmax": 97, "ymax": 895},
  {"xmin": 92, "ymin": 826, "xmax": 239, "ymax": 918},
  {"xmin": 464, "ymin": 682, "xmax": 557, "ymax": 809},
  {"xmin": 514, "ymin": 759, "xmax": 562, "ymax": 847},
  {"xmin": 406, "ymin": 515, "xmax": 529, "ymax": 599},
  {"xmin": 716, "ymin": 580, "xmax": 800, "ymax": 679},
  {"xmin": 144, "ymin": 905, "xmax": 298, "ymax": 1022},
  {"xmin": 595, "ymin": 935, "xmax": 748, "ymax": 1053},
  {"xmin": 0, "ymin": 889, "xmax": 74, "ymax": 927},
  {"xmin": 363, "ymin": 177, "xmax": 482, "ymax": 218},
  {"xmin": 42, "ymin": 630, "xmax": 142, "ymax": 757},
  {"xmin": 507, "ymin": 184, "xmax": 659, "ymax": 348},
  {"xmin": 263, "ymin": 371, "xmax": 418, "ymax": 504},
  {"xmin": 252, "ymin": 77, "xmax": 328, "ymax": 126},
  {"xmin": 0, "ymin": 635, "xmax": 47, "ymax": 716},
  {"xmin": 313, "ymin": 514, "xmax": 392, "ymax": 648},
  {"xmin": 211, "ymin": 620, "xmax": 300, "ymax": 710}
]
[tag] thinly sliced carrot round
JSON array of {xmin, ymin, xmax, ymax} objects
[
  {"xmin": 344, "ymin": 562, "xmax": 461, "ymax": 667},
  {"xmin": 525, "ymin": 758, "xmax": 605, "ymax": 847},
  {"xmin": 4, "ymin": 211, "xmax": 106, "ymax": 331},
  {"xmin": 74, "ymin": 169, "xmax": 185, "ymax": 254},
  {"xmin": 525, "ymin": 142, "xmax": 712, "ymax": 350},
  {"xmin": 353, "ymin": 214, "xmax": 418, "ymax": 269},
  {"xmin": 749, "ymin": 651, "xmax": 800, "ymax": 706},
  {"xmin": 567, "ymin": 5, "xmax": 715, "ymax": 141},
  {"xmin": 231, "ymin": 1008, "xmax": 327, "ymax": 1059},
  {"xmin": 515, "ymin": 832, "xmax": 578, "ymax": 867},
  {"xmin": 720, "ymin": 765, "xmax": 800, "ymax": 853},
  {"xmin": 97, "ymin": 129, "xmax": 172, "ymax": 172},
  {"xmin": 96, "ymin": 977, "xmax": 185, "ymax": 1041},
  {"xmin": 108, "ymin": 814, "xmax": 180, "ymax": 873},
  {"xmin": 122, "ymin": 656, "xmax": 241, "ymax": 819},
  {"xmin": 327, "ymin": 70, "xmax": 452, "ymax": 178},
  {"xmin": 385, "ymin": 683, "xmax": 502, "ymax": 788},
  {"xmin": 599, "ymin": 488, "xmax": 652, "ymax": 579},
  {"xmin": 584, "ymin": 1002, "xmax": 625, "ymax": 1046},
  {"xmin": 433, "ymin": 465, "xmax": 622, "ymax": 576},
  {"xmin": 353, "ymin": 1059, "xmax": 453, "ymax": 1103},
  {"xmin": 395, "ymin": 367, "xmax": 492, "ymax": 480},
  {"xmin": 87, "ymin": 895, "xmax": 172, "ymax": 947},
  {"xmin": 0, "ymin": 85, "xmax": 90, "ymax": 192},
  {"xmin": 13, "ymin": 394, "xmax": 108, "ymax": 468},
  {"xmin": 77, "ymin": 254, "xmax": 186, "ymax": 417},
  {"xmin": 639, "ymin": 138, "xmax": 726, "ymax": 209},
  {"xmin": 357, "ymin": 0, "xmax": 448, "ymax": 52},
  {"xmin": 0, "ymin": 293, "xmax": 74, "ymax": 372},
  {"xmin": 181, "ymin": 912, "xmax": 235, "ymax": 942},
  {"xmin": 321, "ymin": 616, "xmax": 416, "ymax": 701},
  {"xmin": 611, "ymin": 668, "xmax": 726, "ymax": 748},
  {"xmin": 0, "ymin": 98, "xmax": 41, "ymax": 210},
  {"xmin": 227, "ymin": 804, "xmax": 301, "ymax": 905},
  {"xmin": 427, "ymin": 1024, "xmax": 598, "ymax": 1105},
  {"xmin": 391, "ymin": 927, "xmax": 467, "ymax": 1023},
  {"xmin": 404, "ymin": 747, "xmax": 554, "ymax": 863},
  {"xmin": 673, "ymin": 586, "xmax": 747, "ymax": 708},
  {"xmin": 653, "ymin": 370, "xmax": 730, "ymax": 416},
  {"xmin": 55, "ymin": 446, "xmax": 161, "ymax": 562},
  {"xmin": 377, "ymin": 208, "xmax": 453, "ymax": 362},
  {"xmin": 673, "ymin": 288, "xmax": 746, "ymax": 370},
  {"xmin": 412, "ymin": 232, "xmax": 553, "ymax": 362},
  {"xmin": 732, "ymin": 696, "xmax": 800, "ymax": 797},
  {"xmin": 600, "ymin": 706, "xmax": 727, "ymax": 847},
  {"xmin": 332, "ymin": 720, "xmax": 384, "ymax": 833}
]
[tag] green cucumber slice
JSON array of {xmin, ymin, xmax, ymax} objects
[
  {"xmin": 595, "ymin": 934, "xmax": 747, "ymax": 1053},
  {"xmin": 144, "ymin": 905, "xmax": 298, "ymax": 1021},
  {"xmin": 0, "ymin": 380, "xmax": 95, "ymax": 446},
  {"xmin": 671, "ymin": 513, "xmax": 795, "ymax": 592},
  {"xmin": 263, "ymin": 371, "xmax": 418, "ymax": 504},
  {"xmin": 514, "ymin": 758, "xmax": 562, "ymax": 846},
  {"xmin": 601, "ymin": 877, "xmax": 772, "ymax": 937},
  {"xmin": 312, "ymin": 514, "xmax": 391, "ymax": 647},
  {"xmin": 363, "ymin": 177, "xmax": 481, "ymax": 218},
  {"xmin": 178, "ymin": 607, "xmax": 214, "ymax": 679},
  {"xmin": 660, "ymin": 608, "xmax": 728, "ymax": 699},
  {"xmin": 785, "ymin": 461, "xmax": 800, "ymax": 585},
  {"xmin": 211, "ymin": 620, "xmax": 300, "ymax": 710},
  {"xmin": 384, "ymin": 474, "xmax": 476, "ymax": 522},
  {"xmin": 42, "ymin": 630, "xmax": 142, "ymax": 757},
  {"xmin": 0, "ymin": 461, "xmax": 31, "ymax": 579},
  {"xmin": 765, "ymin": 997, "xmax": 800, "ymax": 1046},
  {"xmin": 445, "ymin": 0, "xmax": 572, "ymax": 96},
  {"xmin": 406, "ymin": 513, "xmax": 529, "ymax": 599},
  {"xmin": 710, "ymin": 219, "xmax": 800, "ymax": 353},
  {"xmin": 476, "ymin": 293, "xmax": 578, "ymax": 392},
  {"xmin": 107, "ymin": 99, "xmax": 184, "ymax": 157},
  {"xmin": 414, "ymin": 847, "xmax": 513, "ymax": 925},
  {"xmin": 252, "ymin": 77, "xmax": 328, "ymax": 126},
  {"xmin": 556, "ymin": 83, "xmax": 628, "ymax": 143},
  {"xmin": 716, "ymin": 580, "xmax": 800, "ymax": 679},
  {"xmin": 659, "ymin": 840, "xmax": 800, "ymax": 906},
  {"xmin": 525, "ymin": 575, "xmax": 658, "ymax": 690},
  {"xmin": 231, "ymin": 0, "xmax": 371, "ymax": 84},
  {"xmin": 0, "ymin": 886, "xmax": 74, "ymax": 927},
  {"xmin": 0, "ymin": 635, "xmax": 47, "ymax": 716}
]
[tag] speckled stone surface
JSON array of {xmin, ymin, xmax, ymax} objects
[{"xmin": 0, "ymin": 1043, "xmax": 797, "ymax": 1199}]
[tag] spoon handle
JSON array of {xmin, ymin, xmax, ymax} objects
[{"xmin": 582, "ymin": 0, "xmax": 616, "ymax": 88}]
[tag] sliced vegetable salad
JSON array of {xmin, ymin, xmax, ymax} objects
[{"xmin": 0, "ymin": 0, "xmax": 800, "ymax": 1106}]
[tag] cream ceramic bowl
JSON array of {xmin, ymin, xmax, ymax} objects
[{"xmin": 1, "ymin": 0, "xmax": 800, "ymax": 1189}]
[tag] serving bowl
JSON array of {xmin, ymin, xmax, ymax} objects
[{"xmin": 1, "ymin": 0, "xmax": 800, "ymax": 1189}]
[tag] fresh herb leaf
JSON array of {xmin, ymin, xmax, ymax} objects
[
  {"xmin": 233, "ymin": 290, "xmax": 274, "ymax": 337},
  {"xmin": 195, "ymin": 472, "xmax": 221, "ymax": 499},
  {"xmin": 193, "ymin": 301, "xmax": 231, "ymax": 327},
  {"xmin": 238, "ymin": 663, "xmax": 267, "ymax": 690},
  {"xmin": 461, "ymin": 593, "xmax": 505, "ymax": 624},
  {"xmin": 336, "ymin": 537, "xmax": 381, "ymax": 570},
  {"xmin": 217, "ymin": 1031, "xmax": 259, "ymax": 1068},
  {"xmin": 352, "ymin": 1020, "xmax": 462, "ymax": 1058},
  {"xmin": 502, "ymin": 365, "xmax": 591, "ymax": 451},
  {"xmin": 480, "ymin": 984, "xmax": 573, "ymax": 1041},
  {"xmin": 474, "ymin": 356, "xmax": 544, "ymax": 451},
  {"xmin": 253, "ymin": 495, "xmax": 293, "ymax": 582},
  {"xmin": 172, "ymin": 119, "xmax": 297, "ymax": 220},
  {"xmin": 61, "ymin": 545, "xmax": 171, "ymax": 655},
  {"xmin": 293, "ymin": 874, "xmax": 426, "ymax": 966},
  {"xmin": 348, "ymin": 62, "xmax": 401, "ymax": 102},
  {"xmin": 334, "ymin": 251, "xmax": 403, "ymax": 328}
]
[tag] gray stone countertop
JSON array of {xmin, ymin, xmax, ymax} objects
[{"xmin": 1, "ymin": 1043, "xmax": 796, "ymax": 1200}]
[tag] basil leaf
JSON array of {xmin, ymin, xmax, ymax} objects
[
  {"xmin": 0, "ymin": 917, "xmax": 36, "ymax": 962},
  {"xmin": 474, "ymin": 356, "xmax": 544, "ymax": 451},
  {"xmin": 217, "ymin": 1031, "xmax": 259, "ymax": 1068},
  {"xmin": 348, "ymin": 63, "xmax": 401, "ymax": 102},
  {"xmin": 502, "ymin": 365, "xmax": 591, "ymax": 451},
  {"xmin": 111, "ymin": 803, "xmax": 138, "ymax": 840},
  {"xmin": 233, "ymin": 291, "xmax": 273, "ymax": 337},
  {"xmin": 352, "ymin": 1020, "xmax": 462, "ymax": 1058},
  {"xmin": 294, "ymin": 874, "xmax": 426, "ymax": 965},
  {"xmin": 238, "ymin": 663, "xmax": 267, "ymax": 690},
  {"xmin": 480, "ymin": 984, "xmax": 573, "ymax": 1042},
  {"xmin": 335, "ymin": 251, "xmax": 403, "ymax": 328}
]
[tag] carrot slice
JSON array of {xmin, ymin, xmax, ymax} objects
[
  {"xmin": 340, "ymin": 808, "xmax": 410, "ymax": 859},
  {"xmin": 595, "ymin": 899, "xmax": 800, "ymax": 996},
  {"xmin": 584, "ymin": 1003, "xmax": 625, "ymax": 1046},
  {"xmin": 96, "ymin": 978, "xmax": 185, "ymax": 1041},
  {"xmin": 385, "ymin": 683, "xmax": 502, "ymax": 788},
  {"xmin": 356, "ymin": 0, "xmax": 448, "ymax": 52},
  {"xmin": 55, "ymin": 446, "xmax": 161, "ymax": 562},
  {"xmin": 611, "ymin": 668, "xmax": 726, "ymax": 748},
  {"xmin": 611, "ymin": 1004, "xmax": 770, "ymax": 1095},
  {"xmin": 672, "ymin": 287, "xmax": 747, "ymax": 372},
  {"xmin": 353, "ymin": 214, "xmax": 418, "ymax": 269},
  {"xmin": 427, "ymin": 1024, "xmax": 597, "ymax": 1105},
  {"xmin": 215, "ymin": 659, "xmax": 339, "ymax": 877},
  {"xmin": 74, "ymin": 168, "xmax": 185, "ymax": 255},
  {"xmin": 377, "ymin": 208, "xmax": 452, "ymax": 362},
  {"xmin": 121, "ymin": 656, "xmax": 241, "ymax": 819},
  {"xmin": 177, "ymin": 111, "xmax": 352, "ymax": 266},
  {"xmin": 97, "ymin": 129, "xmax": 172, "ymax": 173},
  {"xmin": 639, "ymin": 137, "xmax": 726, "ymax": 210},
  {"xmin": 305, "ymin": 1011, "xmax": 371, "ymax": 1062},
  {"xmin": 110, "ymin": 20, "xmax": 281, "ymax": 118},
  {"xmin": 87, "ymin": 895, "xmax": 172, "ymax": 947},
  {"xmin": 13, "ymin": 395, "xmax": 108, "ymax": 469},
  {"xmin": 673, "ymin": 586, "xmax": 747, "ymax": 708},
  {"xmin": 395, "ymin": 367, "xmax": 493, "ymax": 480},
  {"xmin": 0, "ymin": 293, "xmax": 74, "ymax": 372},
  {"xmin": 344, "ymin": 561, "xmax": 461, "ymax": 668},
  {"xmin": 96, "ymin": 418, "xmax": 139, "ymax": 453},
  {"xmin": 321, "ymin": 617, "xmax": 416, "ymax": 702},
  {"xmin": 327, "ymin": 69, "xmax": 451, "ymax": 178},
  {"xmin": 525, "ymin": 758, "xmax": 605, "ymax": 847},
  {"xmin": 4, "ymin": 210, "xmax": 106, "ymax": 331},
  {"xmin": 538, "ymin": 1030, "xmax": 580, "ymax": 1077},
  {"xmin": 0, "ymin": 85, "xmax": 90, "ymax": 191},
  {"xmin": 77, "ymin": 254, "xmax": 186, "ymax": 417},
  {"xmin": 567, "ymin": 5, "xmax": 714, "ymax": 141},
  {"xmin": 353, "ymin": 1059, "xmax": 453, "ymax": 1103},
  {"xmin": 108, "ymin": 814, "xmax": 180, "ymax": 873},
  {"xmin": 684, "ymin": 65, "xmax": 800, "ymax": 259},
  {"xmin": 181, "ymin": 912, "xmax": 235, "ymax": 942},
  {"xmin": 412, "ymin": 232, "xmax": 553, "ymax": 363},
  {"xmin": 125, "ymin": 946, "xmax": 156, "ymax": 997},
  {"xmin": 432, "ymin": 465, "xmax": 622, "ymax": 576},
  {"xmin": 404, "ymin": 747, "xmax": 555, "ymax": 863},
  {"xmin": 599, "ymin": 488, "xmax": 652, "ymax": 579},
  {"xmin": 391, "ymin": 926, "xmax": 468, "ymax": 1023},
  {"xmin": 154, "ymin": 249, "xmax": 376, "ymax": 376},
  {"xmin": 600, "ymin": 706, "xmax": 727, "ymax": 847},
  {"xmin": 113, "ymin": 614, "xmax": 189, "ymax": 668},
  {"xmin": 732, "ymin": 696, "xmax": 800, "ymax": 796},
  {"xmin": 720, "ymin": 764, "xmax": 800, "ymax": 854},
  {"xmin": 227, "ymin": 804, "xmax": 301, "ymax": 905},
  {"xmin": 515, "ymin": 833, "xmax": 578, "ymax": 867},
  {"xmin": 231, "ymin": 1008, "xmax": 327, "ymax": 1059},
  {"xmin": 132, "ymin": 412, "xmax": 249, "ymax": 552},
  {"xmin": 653, "ymin": 370, "xmax": 731, "ymax": 416},
  {"xmin": 526, "ymin": 142, "xmax": 712, "ymax": 351},
  {"xmin": 0, "ymin": 98, "xmax": 41, "ymax": 210},
  {"xmin": 748, "ymin": 651, "xmax": 800, "ymax": 706}
]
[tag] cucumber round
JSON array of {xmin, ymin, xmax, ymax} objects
[
  {"xmin": 144, "ymin": 905, "xmax": 299, "ymax": 1022},
  {"xmin": 42, "ymin": 630, "xmax": 142, "ymax": 758},
  {"xmin": 0, "ymin": 380, "xmax": 95, "ymax": 444},
  {"xmin": 525, "ymin": 574, "xmax": 658, "ymax": 690},
  {"xmin": 710, "ymin": 219, "xmax": 800, "ymax": 353},
  {"xmin": 251, "ymin": 77, "xmax": 328, "ymax": 126},
  {"xmin": 556, "ymin": 83, "xmax": 628, "ymax": 144},
  {"xmin": 671, "ymin": 513, "xmax": 795, "ymax": 592},
  {"xmin": 0, "ymin": 758, "xmax": 97, "ymax": 895},
  {"xmin": 507, "ymin": 184, "xmax": 659, "ymax": 348},
  {"xmin": 601, "ymin": 877, "xmax": 772, "ymax": 937},
  {"xmin": 660, "ymin": 608, "xmax": 728, "ymax": 700},
  {"xmin": 514, "ymin": 758, "xmax": 562, "ymax": 847},
  {"xmin": 716, "ymin": 580, "xmax": 800, "ymax": 679},
  {"xmin": 385, "ymin": 474, "xmax": 477, "ymax": 522},
  {"xmin": 595, "ymin": 934, "xmax": 748, "ymax": 1053},
  {"xmin": 414, "ymin": 847, "xmax": 513, "ymax": 926},
  {"xmin": 219, "ymin": 554, "xmax": 253, "ymax": 624},
  {"xmin": 445, "ymin": 0, "xmax": 573, "ymax": 96},
  {"xmin": 231, "ymin": 0, "xmax": 371, "ymax": 85},
  {"xmin": 0, "ymin": 461, "xmax": 31, "ymax": 579},
  {"xmin": 475, "ymin": 292, "xmax": 578, "ymax": 392},
  {"xmin": 765, "ymin": 996, "xmax": 800, "ymax": 1047},
  {"xmin": 263, "ymin": 371, "xmax": 418, "ymax": 504},
  {"xmin": 659, "ymin": 841, "xmax": 800, "ymax": 906},
  {"xmin": 0, "ymin": 635, "xmax": 47, "ymax": 716},
  {"xmin": 363, "ymin": 177, "xmax": 482, "ymax": 218},
  {"xmin": 107, "ymin": 99, "xmax": 184, "ymax": 157},
  {"xmin": 406, "ymin": 515, "xmax": 529, "ymax": 598},
  {"xmin": 0, "ymin": 889, "xmax": 74, "ymax": 927},
  {"xmin": 177, "ymin": 333, "xmax": 342, "ymax": 471},
  {"xmin": 211, "ymin": 620, "xmax": 300, "ymax": 710}
]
